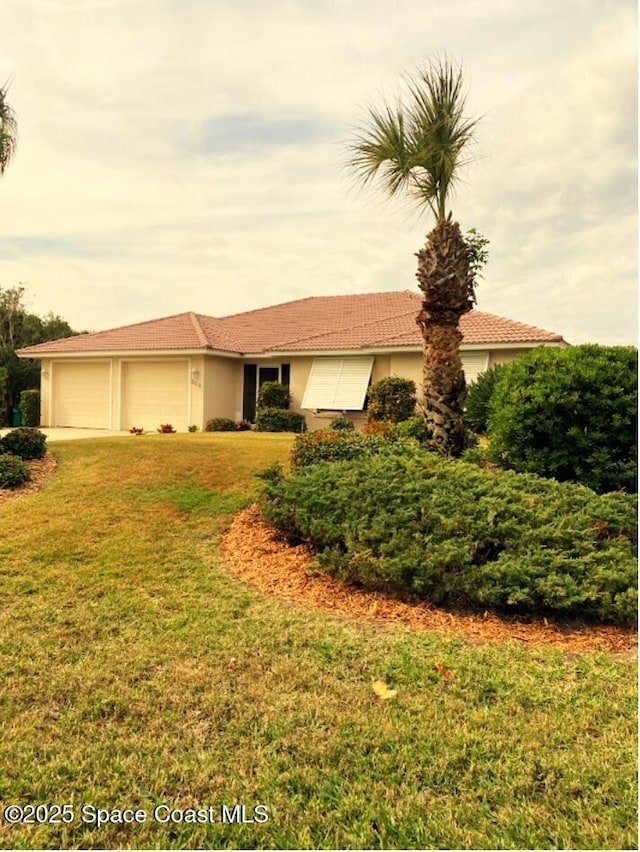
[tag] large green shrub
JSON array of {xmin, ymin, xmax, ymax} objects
[
  {"xmin": 487, "ymin": 345, "xmax": 637, "ymax": 493},
  {"xmin": 465, "ymin": 364, "xmax": 506, "ymax": 434},
  {"xmin": 0, "ymin": 453, "xmax": 30, "ymax": 487},
  {"xmin": 254, "ymin": 408, "xmax": 306, "ymax": 433},
  {"xmin": 261, "ymin": 449, "xmax": 637, "ymax": 624},
  {"xmin": 257, "ymin": 381, "xmax": 290, "ymax": 411},
  {"xmin": 20, "ymin": 389, "xmax": 40, "ymax": 427},
  {"xmin": 0, "ymin": 427, "xmax": 47, "ymax": 460},
  {"xmin": 367, "ymin": 377, "xmax": 417, "ymax": 423}
]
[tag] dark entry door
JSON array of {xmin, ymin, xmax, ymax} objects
[
  {"xmin": 242, "ymin": 364, "xmax": 257, "ymax": 421},
  {"xmin": 242, "ymin": 365, "xmax": 289, "ymax": 422}
]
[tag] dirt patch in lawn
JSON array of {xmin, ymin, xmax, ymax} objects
[
  {"xmin": 0, "ymin": 453, "xmax": 58, "ymax": 504},
  {"xmin": 221, "ymin": 505, "xmax": 637, "ymax": 655}
]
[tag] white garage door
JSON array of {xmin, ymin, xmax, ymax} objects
[
  {"xmin": 461, "ymin": 352, "xmax": 490, "ymax": 385},
  {"xmin": 121, "ymin": 361, "xmax": 189, "ymax": 432},
  {"xmin": 52, "ymin": 362, "xmax": 111, "ymax": 428}
]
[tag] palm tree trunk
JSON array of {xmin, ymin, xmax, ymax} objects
[{"xmin": 415, "ymin": 219, "xmax": 475, "ymax": 457}]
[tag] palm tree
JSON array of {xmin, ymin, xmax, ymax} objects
[
  {"xmin": 0, "ymin": 82, "xmax": 17, "ymax": 176},
  {"xmin": 347, "ymin": 59, "xmax": 479, "ymax": 457}
]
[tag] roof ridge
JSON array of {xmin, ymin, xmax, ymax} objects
[
  {"xmin": 187, "ymin": 311, "xmax": 213, "ymax": 348},
  {"xmin": 82, "ymin": 310, "xmax": 208, "ymax": 338}
]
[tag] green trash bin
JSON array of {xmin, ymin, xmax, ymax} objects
[{"xmin": 11, "ymin": 406, "xmax": 22, "ymax": 427}]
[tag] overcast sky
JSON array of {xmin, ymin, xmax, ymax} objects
[{"xmin": 0, "ymin": 0, "xmax": 636, "ymax": 344}]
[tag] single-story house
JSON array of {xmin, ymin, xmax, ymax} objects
[{"xmin": 17, "ymin": 290, "xmax": 568, "ymax": 432}]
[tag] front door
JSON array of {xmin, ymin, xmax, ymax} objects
[
  {"xmin": 242, "ymin": 364, "xmax": 258, "ymax": 422},
  {"xmin": 242, "ymin": 364, "xmax": 289, "ymax": 421}
]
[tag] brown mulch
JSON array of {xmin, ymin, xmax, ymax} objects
[
  {"xmin": 220, "ymin": 505, "xmax": 638, "ymax": 655},
  {"xmin": 0, "ymin": 453, "xmax": 58, "ymax": 504}
]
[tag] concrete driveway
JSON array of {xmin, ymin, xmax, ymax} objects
[{"xmin": 0, "ymin": 427, "xmax": 131, "ymax": 442}]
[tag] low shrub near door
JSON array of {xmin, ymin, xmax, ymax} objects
[
  {"xmin": 254, "ymin": 408, "xmax": 306, "ymax": 433},
  {"xmin": 0, "ymin": 427, "xmax": 47, "ymax": 460},
  {"xmin": 261, "ymin": 448, "xmax": 637, "ymax": 624},
  {"xmin": 205, "ymin": 418, "xmax": 238, "ymax": 432}
]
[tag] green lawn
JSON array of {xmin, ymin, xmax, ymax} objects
[{"xmin": 0, "ymin": 434, "xmax": 636, "ymax": 850}]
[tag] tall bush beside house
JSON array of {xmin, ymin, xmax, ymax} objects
[
  {"xmin": 465, "ymin": 364, "xmax": 506, "ymax": 434},
  {"xmin": 486, "ymin": 345, "xmax": 637, "ymax": 493},
  {"xmin": 20, "ymin": 389, "xmax": 40, "ymax": 427},
  {"xmin": 0, "ymin": 366, "xmax": 8, "ymax": 426},
  {"xmin": 257, "ymin": 381, "xmax": 290, "ymax": 411},
  {"xmin": 367, "ymin": 377, "xmax": 417, "ymax": 423}
]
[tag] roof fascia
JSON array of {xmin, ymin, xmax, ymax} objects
[
  {"xmin": 460, "ymin": 340, "xmax": 566, "ymax": 351},
  {"xmin": 252, "ymin": 340, "xmax": 565, "ymax": 358},
  {"xmin": 17, "ymin": 348, "xmax": 243, "ymax": 360}
]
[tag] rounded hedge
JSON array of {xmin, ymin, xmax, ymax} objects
[
  {"xmin": 254, "ymin": 408, "xmax": 306, "ymax": 433},
  {"xmin": 0, "ymin": 427, "xmax": 48, "ymax": 460},
  {"xmin": 487, "ymin": 345, "xmax": 637, "ymax": 493},
  {"xmin": 0, "ymin": 453, "xmax": 30, "ymax": 487},
  {"xmin": 367, "ymin": 377, "xmax": 417, "ymax": 423},
  {"xmin": 205, "ymin": 418, "xmax": 238, "ymax": 432}
]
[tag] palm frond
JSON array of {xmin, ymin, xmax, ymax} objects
[
  {"xmin": 0, "ymin": 81, "xmax": 18, "ymax": 175},
  {"xmin": 346, "ymin": 58, "xmax": 478, "ymax": 221},
  {"xmin": 346, "ymin": 102, "xmax": 417, "ymax": 198}
]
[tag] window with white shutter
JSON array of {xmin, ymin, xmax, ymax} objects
[
  {"xmin": 460, "ymin": 352, "xmax": 490, "ymax": 384},
  {"xmin": 301, "ymin": 356, "xmax": 374, "ymax": 410}
]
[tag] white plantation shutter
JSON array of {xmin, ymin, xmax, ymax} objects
[
  {"xmin": 460, "ymin": 352, "xmax": 490, "ymax": 384},
  {"xmin": 302, "ymin": 356, "xmax": 374, "ymax": 410}
]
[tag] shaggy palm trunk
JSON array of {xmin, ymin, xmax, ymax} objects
[{"xmin": 415, "ymin": 219, "xmax": 475, "ymax": 457}]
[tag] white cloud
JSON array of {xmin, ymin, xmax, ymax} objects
[{"xmin": 0, "ymin": 0, "xmax": 636, "ymax": 344}]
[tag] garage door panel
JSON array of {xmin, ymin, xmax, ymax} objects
[
  {"xmin": 121, "ymin": 362, "xmax": 189, "ymax": 431},
  {"xmin": 53, "ymin": 362, "xmax": 110, "ymax": 428}
]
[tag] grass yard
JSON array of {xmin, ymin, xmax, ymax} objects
[{"xmin": 0, "ymin": 434, "xmax": 636, "ymax": 850}]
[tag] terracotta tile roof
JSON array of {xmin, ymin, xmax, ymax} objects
[{"xmin": 17, "ymin": 290, "xmax": 565, "ymax": 356}]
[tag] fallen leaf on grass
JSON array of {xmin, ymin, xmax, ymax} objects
[
  {"xmin": 372, "ymin": 680, "xmax": 397, "ymax": 700},
  {"xmin": 434, "ymin": 660, "xmax": 455, "ymax": 681}
]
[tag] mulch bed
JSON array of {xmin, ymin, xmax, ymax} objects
[
  {"xmin": 0, "ymin": 453, "xmax": 58, "ymax": 504},
  {"xmin": 221, "ymin": 505, "xmax": 638, "ymax": 655}
]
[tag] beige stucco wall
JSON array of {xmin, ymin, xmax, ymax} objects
[
  {"xmin": 488, "ymin": 348, "xmax": 529, "ymax": 368},
  {"xmin": 203, "ymin": 355, "xmax": 240, "ymax": 424},
  {"xmin": 287, "ymin": 347, "xmax": 542, "ymax": 431},
  {"xmin": 39, "ymin": 358, "xmax": 52, "ymax": 426},
  {"xmin": 35, "ymin": 341, "xmax": 567, "ymax": 432}
]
